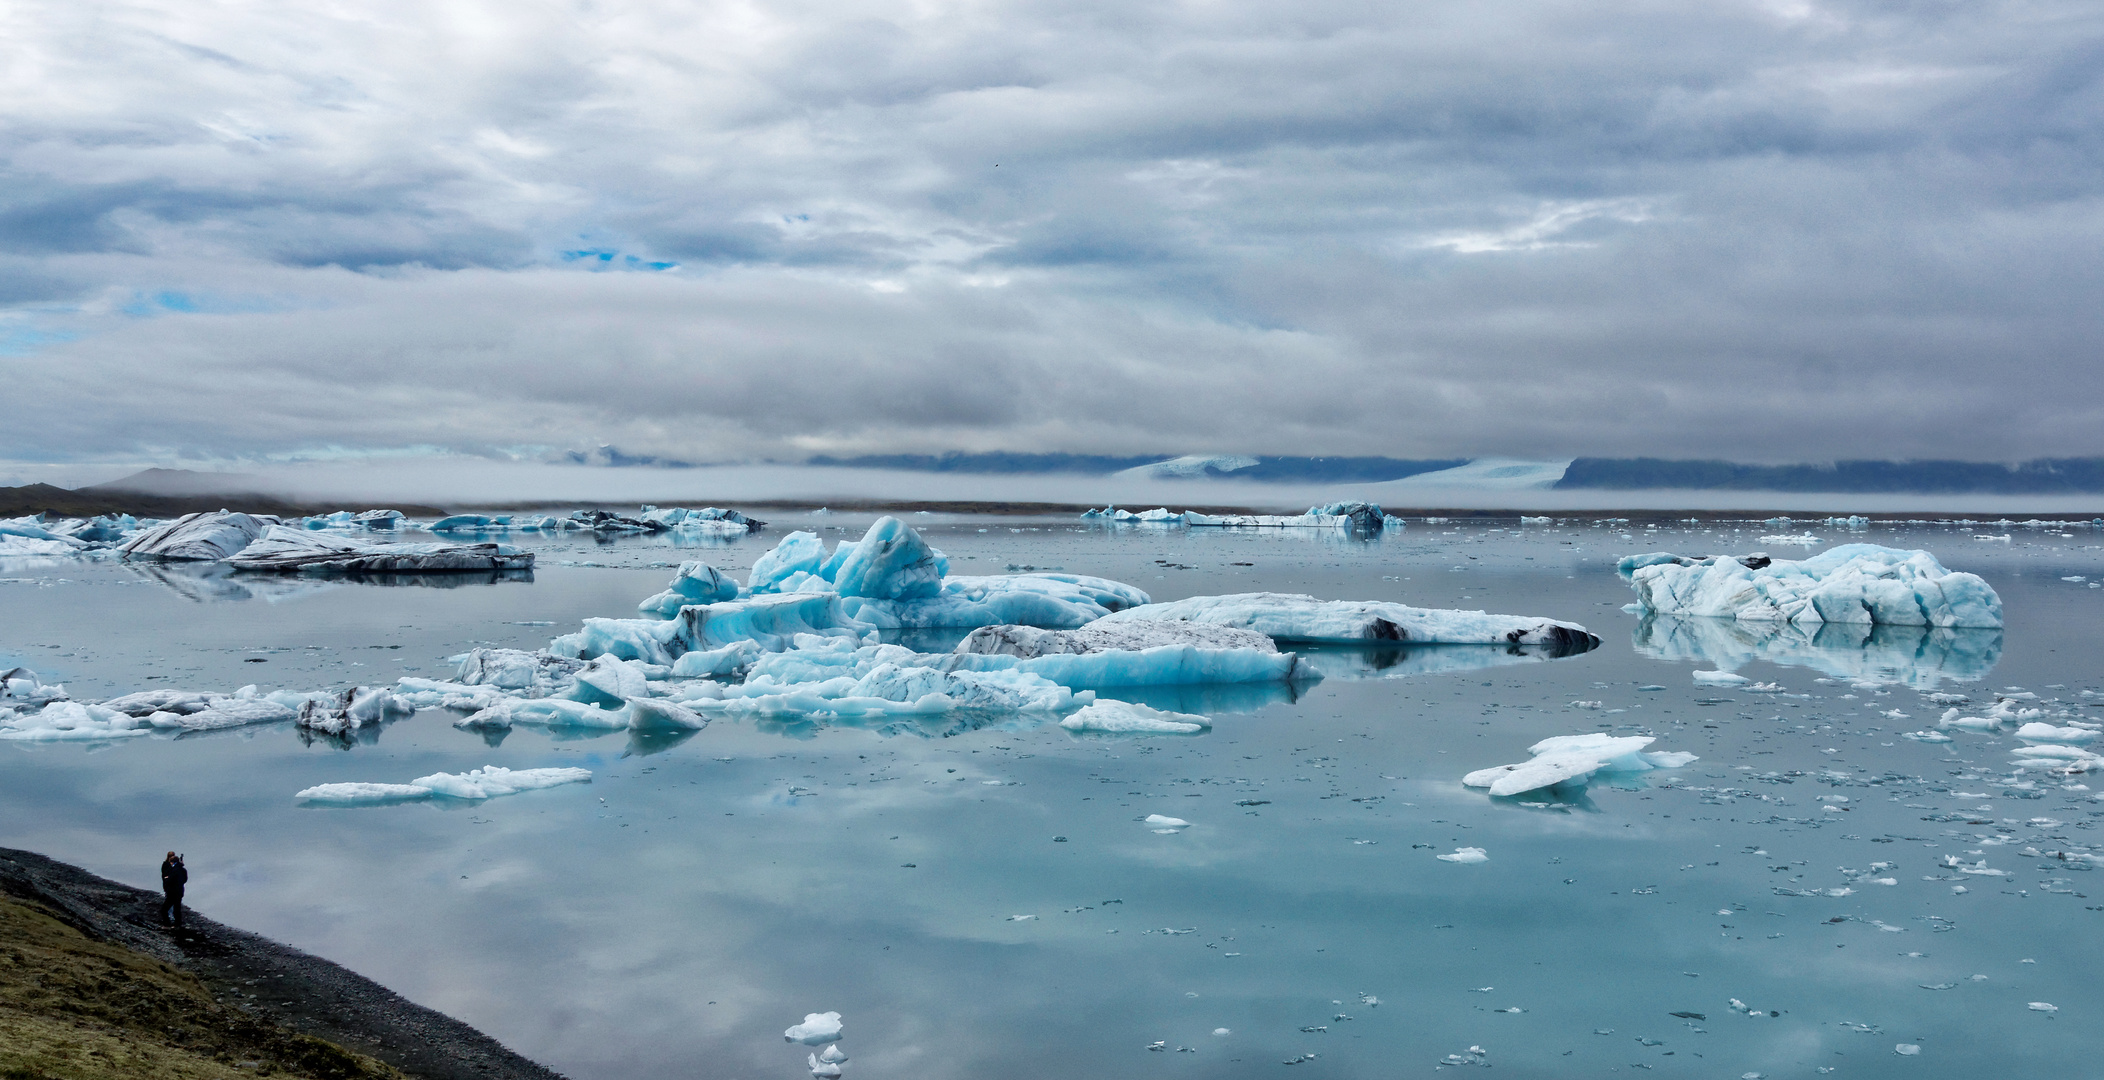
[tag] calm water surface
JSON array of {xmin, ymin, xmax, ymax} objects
[{"xmin": 3, "ymin": 515, "xmax": 2100, "ymax": 1079}]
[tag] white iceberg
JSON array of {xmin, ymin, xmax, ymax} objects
[
  {"xmin": 1620, "ymin": 544, "xmax": 2001, "ymax": 628},
  {"xmin": 227, "ymin": 526, "xmax": 533, "ymax": 573},
  {"xmin": 1094, "ymin": 592, "xmax": 1598, "ymax": 648},
  {"xmin": 1060, "ymin": 701, "xmax": 1211, "ymax": 734},
  {"xmin": 785, "ymin": 1012, "xmax": 844, "ymax": 1045},
  {"xmin": 456, "ymin": 648, "xmax": 588, "ymax": 693},
  {"xmin": 2014, "ymin": 722, "xmax": 2097, "ymax": 744},
  {"xmin": 1692, "ymin": 669, "xmax": 1750, "ymax": 686},
  {"xmin": 1144, "ymin": 814, "xmax": 1190, "ymax": 831},
  {"xmin": 118, "ymin": 511, "xmax": 274, "ymax": 561},
  {"xmin": 1463, "ymin": 734, "xmax": 1696, "ymax": 797},
  {"xmin": 1437, "ymin": 847, "xmax": 1489, "ymax": 864},
  {"xmin": 297, "ymin": 765, "xmax": 592, "ymax": 803}
]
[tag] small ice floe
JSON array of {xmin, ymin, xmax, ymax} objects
[
  {"xmin": 1, "ymin": 667, "xmax": 69, "ymax": 708},
  {"xmin": 1462, "ymin": 734, "xmax": 1696, "ymax": 797},
  {"xmin": 1894, "ymin": 1043, "xmax": 1922, "ymax": 1055},
  {"xmin": 1693, "ymin": 669, "xmax": 1750, "ymax": 687},
  {"xmin": 1144, "ymin": 814, "xmax": 1191, "ymax": 833},
  {"xmin": 2010, "ymin": 745, "xmax": 2103, "ymax": 773},
  {"xmin": 784, "ymin": 1012, "xmax": 844, "ymax": 1045},
  {"xmin": 1060, "ymin": 701, "xmax": 1210, "ymax": 735},
  {"xmin": 296, "ymin": 765, "xmax": 591, "ymax": 804},
  {"xmin": 1437, "ymin": 847, "xmax": 1489, "ymax": 864},
  {"xmin": 1902, "ymin": 730, "xmax": 1953, "ymax": 743},
  {"xmin": 808, "ymin": 1044, "xmax": 848, "ymax": 1078},
  {"xmin": 0, "ymin": 700, "xmax": 150, "ymax": 741},
  {"xmin": 2015, "ymin": 722, "xmax": 2097, "ymax": 744},
  {"xmin": 1756, "ymin": 534, "xmax": 1822, "ymax": 545},
  {"xmin": 2028, "ymin": 1002, "xmax": 2058, "ymax": 1013}
]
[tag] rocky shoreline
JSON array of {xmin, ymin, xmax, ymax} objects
[{"xmin": 0, "ymin": 847, "xmax": 565, "ymax": 1080}]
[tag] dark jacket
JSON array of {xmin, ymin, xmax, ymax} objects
[{"xmin": 161, "ymin": 859, "xmax": 187, "ymax": 894}]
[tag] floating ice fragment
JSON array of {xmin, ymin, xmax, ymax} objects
[
  {"xmin": 1144, "ymin": 814, "xmax": 1190, "ymax": 832},
  {"xmin": 1437, "ymin": 847, "xmax": 1489, "ymax": 864},
  {"xmin": 1894, "ymin": 1044, "xmax": 1921, "ymax": 1055},
  {"xmin": 1463, "ymin": 733, "xmax": 1695, "ymax": 797},
  {"xmin": 296, "ymin": 765, "xmax": 591, "ymax": 804},
  {"xmin": 1061, "ymin": 701, "xmax": 1210, "ymax": 735},
  {"xmin": 2028, "ymin": 1002, "xmax": 2058, "ymax": 1013},
  {"xmin": 807, "ymin": 1052, "xmax": 841, "ymax": 1079},
  {"xmin": 1693, "ymin": 669, "xmax": 1750, "ymax": 686},
  {"xmin": 785, "ymin": 1012, "xmax": 844, "ymax": 1044}
]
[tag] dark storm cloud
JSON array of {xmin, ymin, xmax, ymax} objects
[{"xmin": 1, "ymin": 0, "xmax": 2100, "ymax": 465}]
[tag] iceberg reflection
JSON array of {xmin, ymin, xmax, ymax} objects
[
  {"xmin": 128, "ymin": 561, "xmax": 533, "ymax": 603},
  {"xmin": 1632, "ymin": 614, "xmax": 2001, "ymax": 689},
  {"xmin": 1294, "ymin": 640, "xmax": 1599, "ymax": 682}
]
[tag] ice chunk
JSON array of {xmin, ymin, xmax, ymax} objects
[
  {"xmin": 1620, "ymin": 544, "xmax": 2002, "ymax": 628},
  {"xmin": 457, "ymin": 648, "xmax": 587, "ymax": 692},
  {"xmin": 678, "ymin": 593, "xmax": 875, "ymax": 652},
  {"xmin": 785, "ymin": 1012, "xmax": 844, "ymax": 1045},
  {"xmin": 807, "ymin": 1052, "xmax": 842, "ymax": 1079},
  {"xmin": 1437, "ymin": 847, "xmax": 1489, "ymax": 863},
  {"xmin": 749, "ymin": 532, "xmax": 828, "ymax": 592},
  {"xmin": 1061, "ymin": 701, "xmax": 1210, "ymax": 734},
  {"xmin": 118, "ymin": 511, "xmax": 274, "ymax": 561},
  {"xmin": 295, "ymin": 687, "xmax": 413, "ymax": 735},
  {"xmin": 1463, "ymin": 734, "xmax": 1695, "ymax": 797},
  {"xmin": 548, "ymin": 617, "xmax": 689, "ymax": 665},
  {"xmin": 949, "ymin": 622, "xmax": 1311, "ymax": 686},
  {"xmin": 353, "ymin": 509, "xmax": 405, "ymax": 528},
  {"xmin": 1692, "ymin": 669, "xmax": 1750, "ymax": 686},
  {"xmin": 843, "ymin": 573, "xmax": 1147, "ymax": 630},
  {"xmin": 0, "ymin": 701, "xmax": 149, "ymax": 740},
  {"xmin": 1145, "ymin": 814, "xmax": 1190, "ymax": 831},
  {"xmin": 670, "ymin": 640, "xmax": 763, "ymax": 678},
  {"xmin": 637, "ymin": 561, "xmax": 741, "ymax": 616},
  {"xmin": 626, "ymin": 696, "xmax": 708, "ymax": 731},
  {"xmin": 297, "ymin": 765, "xmax": 591, "ymax": 803},
  {"xmin": 2015, "ymin": 722, "xmax": 2097, "ymax": 744},
  {"xmin": 1184, "ymin": 501, "xmax": 1386, "ymax": 531},
  {"xmin": 1096, "ymin": 592, "xmax": 1598, "ymax": 649},
  {"xmin": 2, "ymin": 667, "xmax": 69, "ymax": 707},
  {"xmin": 227, "ymin": 526, "xmax": 533, "ymax": 573},
  {"xmin": 818, "ymin": 1045, "xmax": 848, "ymax": 1064},
  {"xmin": 831, "ymin": 516, "xmax": 944, "ymax": 600},
  {"xmin": 568, "ymin": 657, "xmax": 654, "ymax": 707}
]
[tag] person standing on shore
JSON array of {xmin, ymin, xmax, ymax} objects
[{"xmin": 159, "ymin": 852, "xmax": 186, "ymax": 930}]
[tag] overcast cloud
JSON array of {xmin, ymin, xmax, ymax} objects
[{"xmin": 3, "ymin": 0, "xmax": 2100, "ymax": 468}]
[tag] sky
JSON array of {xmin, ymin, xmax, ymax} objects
[{"xmin": 3, "ymin": 0, "xmax": 2101, "ymax": 475}]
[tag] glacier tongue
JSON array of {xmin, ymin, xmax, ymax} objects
[{"xmin": 1619, "ymin": 543, "xmax": 2002, "ymax": 628}]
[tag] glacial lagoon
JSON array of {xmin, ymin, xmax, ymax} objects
[{"xmin": 3, "ymin": 514, "xmax": 2100, "ymax": 1079}]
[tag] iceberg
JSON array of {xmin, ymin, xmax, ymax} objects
[
  {"xmin": 93, "ymin": 685, "xmax": 298, "ymax": 731},
  {"xmin": 1619, "ymin": 544, "xmax": 2002, "ymax": 628},
  {"xmin": 841, "ymin": 573, "xmax": 1147, "ymax": 630},
  {"xmin": 1437, "ymin": 847, "xmax": 1489, "ymax": 864},
  {"xmin": 118, "ymin": 511, "xmax": 274, "ymax": 561},
  {"xmin": 830, "ymin": 516, "xmax": 944, "ymax": 600},
  {"xmin": 1631, "ymin": 614, "xmax": 2001, "ymax": 690},
  {"xmin": 297, "ymin": 765, "xmax": 592, "ymax": 804},
  {"xmin": 456, "ymin": 648, "xmax": 589, "ymax": 692},
  {"xmin": 1060, "ymin": 701, "xmax": 1211, "ymax": 734},
  {"xmin": 1184, "ymin": 501, "xmax": 1387, "ymax": 531},
  {"xmin": 2, "ymin": 667, "xmax": 69, "ymax": 708},
  {"xmin": 227, "ymin": 525, "xmax": 534, "ymax": 573},
  {"xmin": 1095, "ymin": 592, "xmax": 1599, "ymax": 649},
  {"xmin": 679, "ymin": 594, "xmax": 876, "ymax": 652},
  {"xmin": 637, "ymin": 561, "xmax": 741, "ymax": 616},
  {"xmin": 1463, "ymin": 734, "xmax": 1696, "ymax": 797},
  {"xmin": 749, "ymin": 531, "xmax": 829, "ymax": 592},
  {"xmin": 353, "ymin": 509, "xmax": 405, "ymax": 529}
]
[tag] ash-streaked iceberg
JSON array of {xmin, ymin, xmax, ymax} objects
[
  {"xmin": 1095, "ymin": 592, "xmax": 1599, "ymax": 649},
  {"xmin": 227, "ymin": 525, "xmax": 534, "ymax": 574},
  {"xmin": 294, "ymin": 687, "xmax": 414, "ymax": 736},
  {"xmin": 945, "ymin": 622, "xmax": 1313, "ymax": 687},
  {"xmin": 1463, "ymin": 734, "xmax": 1696, "ymax": 797},
  {"xmin": 1183, "ymin": 501, "xmax": 1388, "ymax": 531},
  {"xmin": 118, "ymin": 511, "xmax": 274, "ymax": 561},
  {"xmin": 1619, "ymin": 544, "xmax": 2001, "ymax": 628}
]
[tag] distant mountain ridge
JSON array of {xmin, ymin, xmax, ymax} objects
[{"xmin": 1555, "ymin": 457, "xmax": 2104, "ymax": 494}]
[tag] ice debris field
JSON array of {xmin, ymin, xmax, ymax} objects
[{"xmin": 8, "ymin": 506, "xmax": 2104, "ymax": 1079}]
